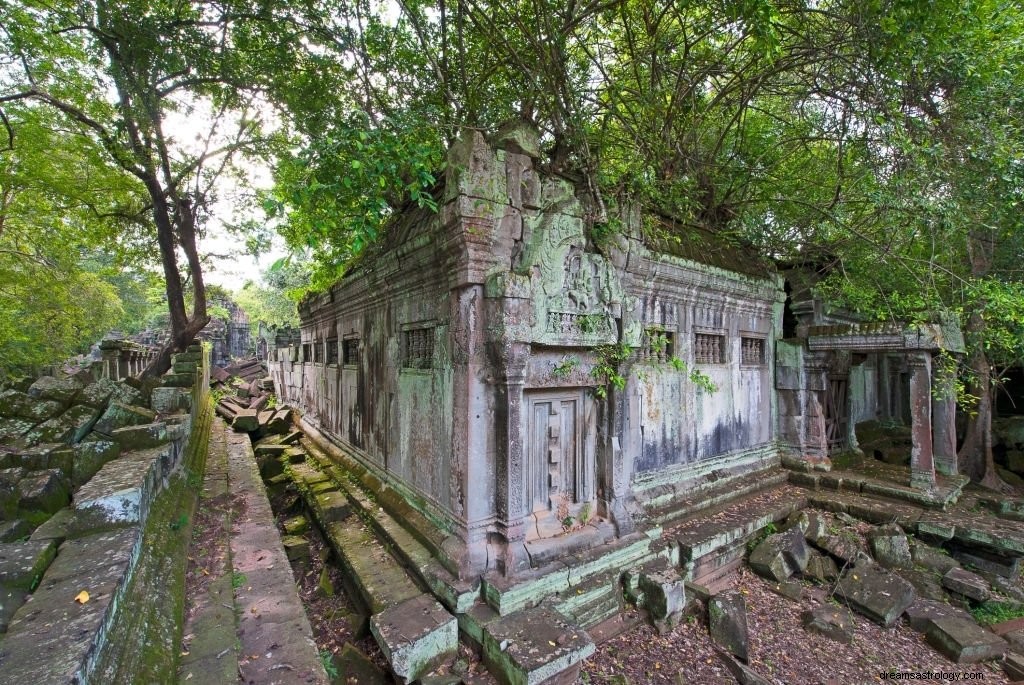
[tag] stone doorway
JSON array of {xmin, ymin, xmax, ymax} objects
[
  {"xmin": 524, "ymin": 389, "xmax": 595, "ymax": 538},
  {"xmin": 824, "ymin": 375, "xmax": 849, "ymax": 452}
]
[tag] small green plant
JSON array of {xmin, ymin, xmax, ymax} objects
[
  {"xmin": 578, "ymin": 502, "xmax": 592, "ymax": 525},
  {"xmin": 591, "ymin": 343, "xmax": 632, "ymax": 398},
  {"xmin": 971, "ymin": 601, "xmax": 1024, "ymax": 625},
  {"xmin": 266, "ymin": 393, "xmax": 278, "ymax": 409},
  {"xmin": 319, "ymin": 649, "xmax": 338, "ymax": 678},
  {"xmin": 746, "ymin": 522, "xmax": 778, "ymax": 553},
  {"xmin": 578, "ymin": 313, "xmax": 606, "ymax": 334},
  {"xmin": 551, "ymin": 356, "xmax": 580, "ymax": 379},
  {"xmin": 231, "ymin": 571, "xmax": 247, "ymax": 589},
  {"xmin": 169, "ymin": 513, "xmax": 189, "ymax": 531},
  {"xmin": 211, "ymin": 387, "xmax": 227, "ymax": 404}
]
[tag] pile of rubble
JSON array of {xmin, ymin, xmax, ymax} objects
[
  {"xmin": 211, "ymin": 357, "xmax": 292, "ymax": 437},
  {"xmin": 742, "ymin": 508, "xmax": 1024, "ymax": 675}
]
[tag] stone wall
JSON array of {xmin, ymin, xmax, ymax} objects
[{"xmin": 270, "ymin": 123, "xmax": 785, "ymax": 577}]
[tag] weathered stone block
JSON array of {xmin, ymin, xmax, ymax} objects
[
  {"xmin": 160, "ymin": 372, "xmax": 195, "ymax": 388},
  {"xmin": 1005, "ymin": 652, "xmax": 1024, "ymax": 680},
  {"xmin": 334, "ymin": 643, "xmax": 388, "ymax": 684},
  {"xmin": 804, "ymin": 550, "xmax": 839, "ymax": 584},
  {"xmin": 0, "ymin": 539, "xmax": 57, "ymax": 589},
  {"xmin": 912, "ymin": 542, "xmax": 959, "ymax": 575},
  {"xmin": 0, "ymin": 587, "xmax": 28, "ymax": 633},
  {"xmin": 816, "ymin": 533, "xmax": 868, "ymax": 565},
  {"xmin": 70, "ymin": 439, "xmax": 120, "ymax": 489},
  {"xmin": 836, "ymin": 563, "xmax": 916, "ymax": 627},
  {"xmin": 926, "ymin": 617, "xmax": 1006, "ymax": 663},
  {"xmin": 232, "ymin": 409, "xmax": 259, "ymax": 433},
  {"xmin": 110, "ymin": 422, "xmax": 168, "ymax": 450},
  {"xmin": 0, "ymin": 390, "xmax": 61, "ymax": 422},
  {"xmin": 282, "ymin": 535, "xmax": 310, "ymax": 562},
  {"xmin": 903, "ymin": 599, "xmax": 972, "ymax": 633},
  {"xmin": 370, "ymin": 594, "xmax": 458, "ymax": 684},
  {"xmin": 952, "ymin": 548, "xmax": 1021, "ymax": 579},
  {"xmin": 868, "ymin": 524, "xmax": 913, "ymax": 569},
  {"xmin": 26, "ymin": 404, "xmax": 101, "ymax": 445},
  {"xmin": 149, "ymin": 387, "xmax": 190, "ymax": 414},
  {"xmin": 0, "ymin": 418, "xmax": 33, "ymax": 444},
  {"xmin": 942, "ymin": 567, "xmax": 991, "ymax": 603},
  {"xmin": 749, "ymin": 528, "xmax": 807, "ymax": 581},
  {"xmin": 314, "ymin": 490, "xmax": 352, "ymax": 523},
  {"xmin": 0, "ymin": 519, "xmax": 30, "ymax": 543},
  {"xmin": 283, "ymin": 516, "xmax": 309, "ymax": 537},
  {"xmin": 27, "ymin": 376, "xmax": 82, "ymax": 406},
  {"xmin": 638, "ymin": 566, "xmax": 687, "ymax": 623},
  {"xmin": 482, "ymin": 604, "xmax": 594, "ymax": 685},
  {"xmin": 93, "ymin": 402, "xmax": 157, "ymax": 436},
  {"xmin": 895, "ymin": 568, "xmax": 947, "ymax": 601},
  {"xmin": 801, "ymin": 605, "xmax": 855, "ymax": 643},
  {"xmin": 17, "ymin": 469, "xmax": 70, "ymax": 514},
  {"xmin": 709, "ymin": 590, "xmax": 749, "ymax": 662}
]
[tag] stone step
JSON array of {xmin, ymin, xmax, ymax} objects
[
  {"xmin": 300, "ymin": 439, "xmax": 479, "ymax": 613},
  {"xmin": 482, "ymin": 605, "xmax": 595, "ymax": 685},
  {"xmin": 670, "ymin": 484, "xmax": 808, "ymax": 575},
  {"xmin": 553, "ymin": 568, "xmax": 624, "ymax": 629},
  {"xmin": 806, "ymin": 490, "xmax": 1024, "ymax": 559},
  {"xmin": 790, "ymin": 464, "xmax": 968, "ymax": 510},
  {"xmin": 648, "ymin": 467, "xmax": 789, "ymax": 527},
  {"xmin": 282, "ymin": 444, "xmax": 459, "ymax": 683},
  {"xmin": 482, "ymin": 529, "xmax": 658, "ymax": 616}
]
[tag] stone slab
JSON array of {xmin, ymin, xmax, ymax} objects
[
  {"xmin": 836, "ymin": 563, "xmax": 916, "ymax": 627},
  {"xmin": 0, "ymin": 539, "xmax": 57, "ymax": 590},
  {"xmin": 926, "ymin": 616, "xmax": 1007, "ymax": 663},
  {"xmin": 482, "ymin": 605, "xmax": 594, "ymax": 685},
  {"xmin": 110, "ymin": 422, "xmax": 168, "ymax": 450},
  {"xmin": 904, "ymin": 599, "xmax": 973, "ymax": 632},
  {"xmin": 943, "ymin": 567, "xmax": 991, "ymax": 602},
  {"xmin": 74, "ymin": 446, "xmax": 172, "ymax": 525},
  {"xmin": 802, "ymin": 605, "xmax": 855, "ymax": 643},
  {"xmin": 370, "ymin": 594, "xmax": 458, "ymax": 683},
  {"xmin": 709, "ymin": 590, "xmax": 749, "ymax": 661}
]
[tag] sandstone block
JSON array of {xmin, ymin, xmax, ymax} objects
[
  {"xmin": 17, "ymin": 469, "xmax": 70, "ymax": 514},
  {"xmin": 93, "ymin": 402, "xmax": 157, "ymax": 436},
  {"xmin": 802, "ymin": 605, "xmax": 855, "ymax": 643},
  {"xmin": 232, "ymin": 409, "xmax": 259, "ymax": 433},
  {"xmin": 926, "ymin": 617, "xmax": 1006, "ymax": 663},
  {"xmin": 912, "ymin": 542, "xmax": 960, "ymax": 575},
  {"xmin": 837, "ymin": 563, "xmax": 916, "ymax": 627},
  {"xmin": 709, "ymin": 590, "xmax": 749, "ymax": 662},
  {"xmin": 904, "ymin": 598, "xmax": 973, "ymax": 632},
  {"xmin": 482, "ymin": 604, "xmax": 593, "ymax": 685},
  {"xmin": 27, "ymin": 376, "xmax": 82, "ymax": 406},
  {"xmin": 0, "ymin": 539, "xmax": 57, "ymax": 589},
  {"xmin": 942, "ymin": 567, "xmax": 991, "ymax": 602},
  {"xmin": 639, "ymin": 566, "xmax": 687, "ymax": 624},
  {"xmin": 868, "ymin": 524, "xmax": 913, "ymax": 569},
  {"xmin": 371, "ymin": 594, "xmax": 458, "ymax": 683}
]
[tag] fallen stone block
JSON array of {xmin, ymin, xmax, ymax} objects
[
  {"xmin": 0, "ymin": 539, "xmax": 57, "ymax": 589},
  {"xmin": 942, "ymin": 567, "xmax": 991, "ymax": 603},
  {"xmin": 0, "ymin": 520, "xmax": 30, "ymax": 543},
  {"xmin": 0, "ymin": 390, "xmax": 61, "ymax": 423},
  {"xmin": 709, "ymin": 590, "xmax": 749, "ymax": 662},
  {"xmin": 895, "ymin": 569, "xmax": 947, "ymax": 601},
  {"xmin": 926, "ymin": 616, "xmax": 1006, "ymax": 663},
  {"xmin": 482, "ymin": 604, "xmax": 594, "ymax": 685},
  {"xmin": 0, "ymin": 587, "xmax": 28, "ymax": 633},
  {"xmin": 232, "ymin": 408, "xmax": 259, "ymax": 433},
  {"xmin": 639, "ymin": 565, "xmax": 687, "ymax": 628},
  {"xmin": 334, "ymin": 643, "xmax": 388, "ymax": 684},
  {"xmin": 160, "ymin": 372, "xmax": 195, "ymax": 388},
  {"xmin": 93, "ymin": 402, "xmax": 157, "ymax": 437},
  {"xmin": 765, "ymin": 579, "xmax": 803, "ymax": 602},
  {"xmin": 0, "ymin": 418, "xmax": 33, "ymax": 444},
  {"xmin": 314, "ymin": 490, "xmax": 352, "ymax": 524},
  {"xmin": 17, "ymin": 469, "xmax": 70, "ymax": 514},
  {"xmin": 15, "ymin": 443, "xmax": 71, "ymax": 473},
  {"xmin": 749, "ymin": 527, "xmax": 807, "ymax": 581},
  {"xmin": 110, "ymin": 422, "xmax": 168, "ymax": 450},
  {"xmin": 26, "ymin": 404, "xmax": 101, "ymax": 445},
  {"xmin": 371, "ymin": 594, "xmax": 458, "ymax": 684},
  {"xmin": 282, "ymin": 535, "xmax": 310, "ymax": 562},
  {"xmin": 904, "ymin": 599, "xmax": 973, "ymax": 632},
  {"xmin": 70, "ymin": 439, "xmax": 120, "ymax": 489},
  {"xmin": 802, "ymin": 605, "xmax": 855, "ymax": 643},
  {"xmin": 27, "ymin": 376, "xmax": 82, "ymax": 406},
  {"xmin": 868, "ymin": 524, "xmax": 913, "ymax": 569},
  {"xmin": 1005, "ymin": 652, "xmax": 1024, "ymax": 680},
  {"xmin": 911, "ymin": 542, "xmax": 959, "ymax": 574},
  {"xmin": 836, "ymin": 563, "xmax": 915, "ymax": 627},
  {"xmin": 816, "ymin": 533, "xmax": 868, "ymax": 566},
  {"xmin": 952, "ymin": 548, "xmax": 1022, "ymax": 579},
  {"xmin": 715, "ymin": 648, "xmax": 773, "ymax": 685},
  {"xmin": 804, "ymin": 549, "xmax": 839, "ymax": 584},
  {"xmin": 150, "ymin": 387, "xmax": 190, "ymax": 414}
]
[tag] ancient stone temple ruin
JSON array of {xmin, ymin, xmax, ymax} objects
[{"xmin": 269, "ymin": 122, "xmax": 787, "ymax": 579}]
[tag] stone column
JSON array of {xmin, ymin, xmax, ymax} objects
[
  {"xmin": 908, "ymin": 352, "xmax": 936, "ymax": 489},
  {"xmin": 100, "ymin": 341, "xmax": 121, "ymax": 380},
  {"xmin": 489, "ymin": 332, "xmax": 531, "ymax": 577},
  {"xmin": 117, "ymin": 347, "xmax": 132, "ymax": 380},
  {"xmin": 932, "ymin": 359, "xmax": 958, "ymax": 476}
]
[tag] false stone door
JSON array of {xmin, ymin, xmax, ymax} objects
[
  {"xmin": 824, "ymin": 375, "xmax": 849, "ymax": 452},
  {"xmin": 524, "ymin": 390, "xmax": 595, "ymax": 522}
]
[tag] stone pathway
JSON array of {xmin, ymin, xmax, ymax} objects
[{"xmin": 178, "ymin": 417, "xmax": 327, "ymax": 685}]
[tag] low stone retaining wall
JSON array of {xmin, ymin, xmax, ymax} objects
[{"xmin": 0, "ymin": 346, "xmax": 211, "ymax": 684}]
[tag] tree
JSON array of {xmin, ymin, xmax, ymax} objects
[{"xmin": 0, "ymin": 0, "xmax": 325, "ymax": 376}]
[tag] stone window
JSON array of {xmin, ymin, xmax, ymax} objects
[
  {"xmin": 640, "ymin": 327, "xmax": 674, "ymax": 363},
  {"xmin": 694, "ymin": 333, "xmax": 725, "ymax": 364},
  {"xmin": 343, "ymin": 338, "xmax": 360, "ymax": 366},
  {"xmin": 302, "ymin": 343, "xmax": 312, "ymax": 362},
  {"xmin": 403, "ymin": 327, "xmax": 435, "ymax": 369},
  {"xmin": 741, "ymin": 337, "xmax": 766, "ymax": 365},
  {"xmin": 325, "ymin": 338, "xmax": 339, "ymax": 364},
  {"xmin": 313, "ymin": 340, "xmax": 324, "ymax": 364}
]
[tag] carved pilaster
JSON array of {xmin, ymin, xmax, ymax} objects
[
  {"xmin": 908, "ymin": 352, "xmax": 936, "ymax": 489},
  {"xmin": 932, "ymin": 358, "xmax": 958, "ymax": 476}
]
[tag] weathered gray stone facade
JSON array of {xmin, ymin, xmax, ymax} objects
[{"xmin": 270, "ymin": 124, "xmax": 785, "ymax": 579}]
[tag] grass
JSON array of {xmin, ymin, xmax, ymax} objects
[
  {"xmin": 319, "ymin": 649, "xmax": 338, "ymax": 679},
  {"xmin": 970, "ymin": 601, "xmax": 1024, "ymax": 625},
  {"xmin": 231, "ymin": 571, "xmax": 247, "ymax": 589}
]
